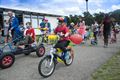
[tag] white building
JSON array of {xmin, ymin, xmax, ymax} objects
[{"xmin": 0, "ymin": 7, "xmax": 61, "ymax": 36}]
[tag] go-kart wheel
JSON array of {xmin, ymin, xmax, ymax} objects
[
  {"xmin": 36, "ymin": 45, "xmax": 45, "ymax": 57},
  {"xmin": 0, "ymin": 53, "xmax": 15, "ymax": 69}
]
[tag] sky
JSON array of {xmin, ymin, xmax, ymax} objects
[{"xmin": 0, "ymin": 0, "xmax": 120, "ymax": 16}]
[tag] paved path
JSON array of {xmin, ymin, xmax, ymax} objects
[{"xmin": 0, "ymin": 34, "xmax": 120, "ymax": 80}]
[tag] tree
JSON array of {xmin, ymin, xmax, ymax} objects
[
  {"xmin": 93, "ymin": 12, "xmax": 105, "ymax": 24},
  {"xmin": 83, "ymin": 12, "xmax": 94, "ymax": 26},
  {"xmin": 109, "ymin": 9, "xmax": 120, "ymax": 24}
]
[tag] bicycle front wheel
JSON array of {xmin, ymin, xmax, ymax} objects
[{"xmin": 38, "ymin": 56, "xmax": 55, "ymax": 78}]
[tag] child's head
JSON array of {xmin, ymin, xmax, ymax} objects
[{"xmin": 26, "ymin": 22, "xmax": 32, "ymax": 29}]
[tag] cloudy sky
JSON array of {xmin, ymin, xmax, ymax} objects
[{"xmin": 0, "ymin": 0, "xmax": 120, "ymax": 16}]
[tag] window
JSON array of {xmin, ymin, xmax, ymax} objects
[
  {"xmin": 24, "ymin": 15, "xmax": 31, "ymax": 28},
  {"xmin": 31, "ymin": 15, "xmax": 38, "ymax": 28},
  {"xmin": 45, "ymin": 16, "xmax": 58, "ymax": 32},
  {"xmin": 24, "ymin": 17, "xmax": 30, "ymax": 28},
  {"xmin": 3, "ymin": 11, "xmax": 10, "ymax": 21}
]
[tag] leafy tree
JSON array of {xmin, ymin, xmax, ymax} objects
[
  {"xmin": 109, "ymin": 9, "xmax": 120, "ymax": 24},
  {"xmin": 93, "ymin": 12, "xmax": 105, "ymax": 24},
  {"xmin": 83, "ymin": 12, "xmax": 94, "ymax": 26},
  {"xmin": 66, "ymin": 9, "xmax": 120, "ymax": 26}
]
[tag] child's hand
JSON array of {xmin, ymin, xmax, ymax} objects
[{"xmin": 9, "ymin": 30, "xmax": 11, "ymax": 33}]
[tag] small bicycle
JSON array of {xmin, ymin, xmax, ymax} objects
[
  {"xmin": 38, "ymin": 28, "xmax": 49, "ymax": 44},
  {"xmin": 38, "ymin": 34, "xmax": 74, "ymax": 78}
]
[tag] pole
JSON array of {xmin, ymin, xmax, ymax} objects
[{"xmin": 86, "ymin": 0, "xmax": 88, "ymax": 12}]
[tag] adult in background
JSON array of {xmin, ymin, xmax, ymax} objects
[
  {"xmin": 77, "ymin": 21, "xmax": 86, "ymax": 40},
  {"xmin": 44, "ymin": 19, "xmax": 51, "ymax": 34},
  {"xmin": 0, "ymin": 24, "xmax": 4, "ymax": 44},
  {"xmin": 68, "ymin": 22, "xmax": 75, "ymax": 34},
  {"xmin": 102, "ymin": 14, "xmax": 113, "ymax": 47},
  {"xmin": 93, "ymin": 21, "xmax": 99, "ymax": 44},
  {"xmin": 40, "ymin": 19, "xmax": 45, "ymax": 32},
  {"xmin": 8, "ymin": 11, "xmax": 22, "ymax": 44},
  {"xmin": 4, "ymin": 20, "xmax": 9, "ymax": 44},
  {"xmin": 40, "ymin": 18, "xmax": 51, "ymax": 34}
]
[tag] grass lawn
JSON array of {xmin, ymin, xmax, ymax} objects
[{"xmin": 91, "ymin": 50, "xmax": 120, "ymax": 80}]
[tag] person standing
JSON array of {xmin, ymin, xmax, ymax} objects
[
  {"xmin": 4, "ymin": 20, "xmax": 9, "ymax": 44},
  {"xmin": 77, "ymin": 21, "xmax": 86, "ymax": 40},
  {"xmin": 69, "ymin": 22, "xmax": 75, "ymax": 34},
  {"xmin": 8, "ymin": 11, "xmax": 22, "ymax": 44},
  {"xmin": 93, "ymin": 21, "xmax": 99, "ymax": 44},
  {"xmin": 44, "ymin": 19, "xmax": 51, "ymax": 34},
  {"xmin": 102, "ymin": 14, "xmax": 113, "ymax": 47},
  {"xmin": 0, "ymin": 24, "xmax": 4, "ymax": 44},
  {"xmin": 40, "ymin": 19, "xmax": 45, "ymax": 33}
]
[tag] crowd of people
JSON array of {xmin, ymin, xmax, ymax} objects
[
  {"xmin": 0, "ymin": 11, "xmax": 52, "ymax": 46},
  {"xmin": 66, "ymin": 14, "xmax": 119, "ymax": 47},
  {"xmin": 0, "ymin": 11, "xmax": 120, "ymax": 49}
]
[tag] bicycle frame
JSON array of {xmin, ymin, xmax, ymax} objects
[{"xmin": 48, "ymin": 46, "xmax": 67, "ymax": 66}]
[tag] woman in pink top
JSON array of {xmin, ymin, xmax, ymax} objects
[{"xmin": 77, "ymin": 21, "xmax": 86, "ymax": 39}]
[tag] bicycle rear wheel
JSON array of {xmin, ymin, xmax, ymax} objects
[{"xmin": 38, "ymin": 56, "xmax": 55, "ymax": 78}]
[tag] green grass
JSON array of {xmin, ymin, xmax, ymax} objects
[{"xmin": 91, "ymin": 50, "xmax": 120, "ymax": 80}]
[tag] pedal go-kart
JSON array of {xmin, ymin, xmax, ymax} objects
[
  {"xmin": 0, "ymin": 36, "xmax": 45, "ymax": 69},
  {"xmin": 38, "ymin": 34, "xmax": 74, "ymax": 78}
]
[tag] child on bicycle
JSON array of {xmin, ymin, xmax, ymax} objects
[
  {"xmin": 54, "ymin": 17, "xmax": 74, "ymax": 59},
  {"xmin": 39, "ymin": 18, "xmax": 51, "ymax": 34}
]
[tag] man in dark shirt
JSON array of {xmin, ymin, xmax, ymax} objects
[{"xmin": 102, "ymin": 14, "xmax": 113, "ymax": 47}]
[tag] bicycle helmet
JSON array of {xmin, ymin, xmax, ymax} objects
[{"xmin": 42, "ymin": 18, "xmax": 48, "ymax": 21}]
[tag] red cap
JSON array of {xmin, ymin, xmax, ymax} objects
[{"xmin": 57, "ymin": 17, "xmax": 64, "ymax": 21}]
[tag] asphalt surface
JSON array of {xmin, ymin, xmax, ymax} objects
[{"xmin": 0, "ymin": 34, "xmax": 120, "ymax": 80}]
